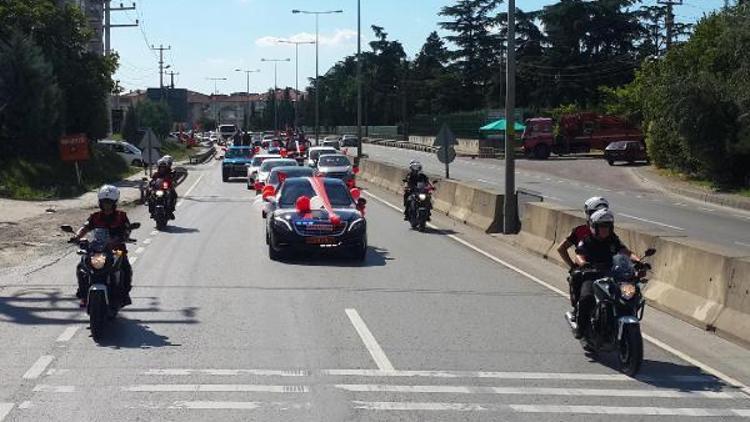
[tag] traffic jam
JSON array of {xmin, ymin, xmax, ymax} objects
[{"xmin": 220, "ymin": 130, "xmax": 368, "ymax": 261}]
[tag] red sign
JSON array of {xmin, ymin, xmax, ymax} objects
[{"xmin": 59, "ymin": 134, "xmax": 90, "ymax": 162}]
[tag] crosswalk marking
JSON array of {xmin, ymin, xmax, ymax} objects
[
  {"xmin": 124, "ymin": 384, "xmax": 309, "ymax": 393},
  {"xmin": 168, "ymin": 401, "xmax": 312, "ymax": 410},
  {"xmin": 145, "ymin": 369, "xmax": 310, "ymax": 377},
  {"xmin": 0, "ymin": 403, "xmax": 13, "ymax": 422},
  {"xmin": 353, "ymin": 402, "xmax": 750, "ymax": 417},
  {"xmin": 335, "ymin": 384, "xmax": 744, "ymax": 399}
]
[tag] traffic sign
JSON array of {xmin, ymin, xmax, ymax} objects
[
  {"xmin": 59, "ymin": 134, "xmax": 90, "ymax": 162},
  {"xmin": 142, "ymin": 148, "xmax": 162, "ymax": 165},
  {"xmin": 432, "ymin": 123, "xmax": 458, "ymax": 147},
  {"xmin": 437, "ymin": 146, "xmax": 456, "ymax": 164},
  {"xmin": 138, "ymin": 128, "xmax": 162, "ymax": 150}
]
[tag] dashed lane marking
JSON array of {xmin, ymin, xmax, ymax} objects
[
  {"xmin": 736, "ymin": 241, "xmax": 750, "ymax": 248},
  {"xmin": 619, "ymin": 213, "xmax": 685, "ymax": 231},
  {"xmin": 124, "ymin": 384, "xmax": 309, "ymax": 393},
  {"xmin": 345, "ymin": 308, "xmax": 395, "ymax": 371},
  {"xmin": 167, "ymin": 401, "xmax": 312, "ymax": 410},
  {"xmin": 142, "ymin": 238, "xmax": 152, "ymax": 245},
  {"xmin": 22, "ymin": 355, "xmax": 54, "ymax": 380},
  {"xmin": 130, "ymin": 256, "xmax": 138, "ymax": 264},
  {"xmin": 363, "ymin": 190, "xmax": 750, "ymax": 398},
  {"xmin": 55, "ymin": 326, "xmax": 81, "ymax": 343},
  {"xmin": 176, "ymin": 174, "xmax": 204, "ymax": 207},
  {"xmin": 33, "ymin": 385, "xmax": 75, "ymax": 393},
  {"xmin": 134, "ymin": 247, "xmax": 145, "ymax": 255}
]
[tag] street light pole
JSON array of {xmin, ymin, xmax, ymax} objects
[
  {"xmin": 277, "ymin": 40, "xmax": 315, "ymax": 129},
  {"xmin": 261, "ymin": 58, "xmax": 290, "ymax": 133},
  {"xmin": 503, "ymin": 0, "xmax": 518, "ymax": 234},
  {"xmin": 356, "ymin": 0, "xmax": 363, "ymax": 164},
  {"xmin": 235, "ymin": 69, "xmax": 260, "ymax": 130},
  {"xmin": 292, "ymin": 9, "xmax": 344, "ymax": 144}
]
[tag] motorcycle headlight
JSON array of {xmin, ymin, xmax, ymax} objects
[
  {"xmin": 418, "ymin": 193, "xmax": 427, "ymax": 201},
  {"xmin": 155, "ymin": 190, "xmax": 165, "ymax": 197},
  {"xmin": 620, "ymin": 283, "xmax": 637, "ymax": 300},
  {"xmin": 90, "ymin": 253, "xmax": 107, "ymax": 270},
  {"xmin": 273, "ymin": 216, "xmax": 293, "ymax": 231}
]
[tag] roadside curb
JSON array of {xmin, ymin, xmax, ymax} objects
[{"xmin": 631, "ymin": 167, "xmax": 750, "ymax": 212}]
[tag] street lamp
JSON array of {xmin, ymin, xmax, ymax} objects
[
  {"xmin": 292, "ymin": 8, "xmax": 344, "ymax": 144},
  {"xmin": 261, "ymin": 58, "xmax": 291, "ymax": 133},
  {"xmin": 277, "ymin": 39, "xmax": 315, "ymax": 130},
  {"xmin": 235, "ymin": 69, "xmax": 260, "ymax": 131},
  {"xmin": 206, "ymin": 77, "xmax": 227, "ymax": 95}
]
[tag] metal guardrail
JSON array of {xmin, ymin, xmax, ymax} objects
[{"xmin": 188, "ymin": 146, "xmax": 216, "ymax": 164}]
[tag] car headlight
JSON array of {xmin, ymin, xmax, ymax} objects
[
  {"xmin": 273, "ymin": 216, "xmax": 293, "ymax": 231},
  {"xmin": 155, "ymin": 190, "xmax": 165, "ymax": 197},
  {"xmin": 90, "ymin": 253, "xmax": 107, "ymax": 270},
  {"xmin": 348, "ymin": 218, "xmax": 365, "ymax": 232},
  {"xmin": 620, "ymin": 283, "xmax": 636, "ymax": 300},
  {"xmin": 418, "ymin": 193, "xmax": 427, "ymax": 201}
]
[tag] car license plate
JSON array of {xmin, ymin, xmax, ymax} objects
[{"xmin": 306, "ymin": 236, "xmax": 336, "ymax": 245}]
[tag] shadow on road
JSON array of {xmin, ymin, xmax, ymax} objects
[
  {"xmin": 0, "ymin": 289, "xmax": 82, "ymax": 326},
  {"xmin": 162, "ymin": 225, "xmax": 200, "ymax": 234},
  {"xmin": 590, "ymin": 352, "xmax": 729, "ymax": 392},
  {"xmin": 94, "ymin": 316, "xmax": 185, "ymax": 349},
  {"xmin": 281, "ymin": 245, "xmax": 393, "ymax": 268}
]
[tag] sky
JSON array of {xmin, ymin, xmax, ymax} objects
[{"xmin": 111, "ymin": 0, "xmax": 727, "ymax": 95}]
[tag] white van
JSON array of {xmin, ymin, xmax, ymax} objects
[{"xmin": 97, "ymin": 139, "xmax": 143, "ymax": 166}]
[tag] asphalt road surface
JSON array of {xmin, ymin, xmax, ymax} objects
[
  {"xmin": 0, "ymin": 159, "xmax": 749, "ymax": 421},
  {"xmin": 357, "ymin": 143, "xmax": 750, "ymax": 251}
]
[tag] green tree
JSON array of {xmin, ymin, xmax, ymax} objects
[
  {"xmin": 137, "ymin": 100, "xmax": 172, "ymax": 139},
  {"xmin": 0, "ymin": 30, "xmax": 63, "ymax": 158}
]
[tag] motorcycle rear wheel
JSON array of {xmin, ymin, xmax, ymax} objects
[{"xmin": 619, "ymin": 325, "xmax": 644, "ymax": 376}]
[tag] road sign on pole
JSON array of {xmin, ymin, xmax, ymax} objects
[
  {"xmin": 432, "ymin": 123, "xmax": 458, "ymax": 147},
  {"xmin": 434, "ymin": 123, "xmax": 457, "ymax": 178}
]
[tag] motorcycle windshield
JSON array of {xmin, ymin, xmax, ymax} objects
[
  {"xmin": 611, "ymin": 254, "xmax": 635, "ymax": 282},
  {"xmin": 90, "ymin": 228, "xmax": 110, "ymax": 251}
]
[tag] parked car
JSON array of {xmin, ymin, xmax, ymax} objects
[
  {"xmin": 306, "ymin": 146, "xmax": 339, "ymax": 167},
  {"xmin": 264, "ymin": 177, "xmax": 368, "ymax": 261},
  {"xmin": 340, "ymin": 134, "xmax": 359, "ymax": 147},
  {"xmin": 97, "ymin": 140, "xmax": 143, "ymax": 166},
  {"xmin": 221, "ymin": 146, "xmax": 254, "ymax": 182},
  {"xmin": 604, "ymin": 140, "xmax": 649, "ymax": 165}
]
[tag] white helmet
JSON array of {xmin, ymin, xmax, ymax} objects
[
  {"xmin": 157, "ymin": 156, "xmax": 170, "ymax": 167},
  {"xmin": 97, "ymin": 185, "xmax": 120, "ymax": 202},
  {"xmin": 590, "ymin": 208, "xmax": 614, "ymax": 226},
  {"xmin": 584, "ymin": 196, "xmax": 609, "ymax": 217},
  {"xmin": 409, "ymin": 160, "xmax": 422, "ymax": 172},
  {"xmin": 162, "ymin": 155, "xmax": 174, "ymax": 166}
]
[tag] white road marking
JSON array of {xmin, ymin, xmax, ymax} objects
[
  {"xmin": 17, "ymin": 401, "xmax": 31, "ymax": 410},
  {"xmin": 336, "ymin": 384, "xmax": 742, "ymax": 399},
  {"xmin": 150, "ymin": 230, "xmax": 159, "ymax": 236},
  {"xmin": 510, "ymin": 404, "xmax": 750, "ymax": 417},
  {"xmin": 130, "ymin": 256, "xmax": 138, "ymax": 264},
  {"xmin": 55, "ymin": 326, "xmax": 81, "ymax": 342},
  {"xmin": 345, "ymin": 308, "xmax": 395, "ymax": 371},
  {"xmin": 699, "ymin": 207, "xmax": 715, "ymax": 212},
  {"xmin": 363, "ymin": 190, "xmax": 750, "ymax": 397},
  {"xmin": 145, "ymin": 369, "xmax": 309, "ymax": 377},
  {"xmin": 142, "ymin": 238, "xmax": 152, "ymax": 245},
  {"xmin": 735, "ymin": 241, "xmax": 750, "ymax": 248},
  {"xmin": 134, "ymin": 247, "xmax": 145, "ymax": 255},
  {"xmin": 33, "ymin": 385, "xmax": 75, "ymax": 393},
  {"xmin": 168, "ymin": 401, "xmax": 310, "ymax": 410},
  {"xmin": 476, "ymin": 178, "xmax": 499, "ymax": 185},
  {"xmin": 619, "ymin": 213, "xmax": 685, "ymax": 231},
  {"xmin": 0, "ymin": 404, "xmax": 13, "ymax": 421},
  {"xmin": 22, "ymin": 355, "xmax": 54, "ymax": 380},
  {"xmin": 353, "ymin": 402, "xmax": 750, "ymax": 416},
  {"xmin": 176, "ymin": 174, "xmax": 204, "ymax": 207},
  {"xmin": 124, "ymin": 384, "xmax": 309, "ymax": 393}
]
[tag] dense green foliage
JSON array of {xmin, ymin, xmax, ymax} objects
[{"xmin": 612, "ymin": 5, "xmax": 750, "ymax": 187}]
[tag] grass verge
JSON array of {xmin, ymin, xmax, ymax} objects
[{"xmin": 656, "ymin": 168, "xmax": 750, "ymax": 197}]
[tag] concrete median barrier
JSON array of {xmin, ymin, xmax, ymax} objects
[
  {"xmin": 516, "ymin": 200, "xmax": 750, "ymax": 346},
  {"xmin": 432, "ymin": 179, "xmax": 457, "ymax": 214}
]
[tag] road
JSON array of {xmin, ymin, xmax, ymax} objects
[
  {"xmin": 357, "ymin": 143, "xmax": 750, "ymax": 251},
  {"xmin": 0, "ymin": 159, "xmax": 749, "ymax": 421}
]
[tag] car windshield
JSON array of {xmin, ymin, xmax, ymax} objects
[
  {"xmin": 311, "ymin": 149, "xmax": 335, "ymax": 161},
  {"xmin": 260, "ymin": 160, "xmax": 297, "ymax": 172},
  {"xmin": 226, "ymin": 148, "xmax": 252, "ymax": 158},
  {"xmin": 607, "ymin": 141, "xmax": 629, "ymax": 150},
  {"xmin": 269, "ymin": 167, "xmax": 313, "ymax": 185},
  {"xmin": 318, "ymin": 155, "xmax": 350, "ymax": 167},
  {"xmin": 219, "ymin": 125, "xmax": 235, "ymax": 133},
  {"xmin": 279, "ymin": 179, "xmax": 352, "ymax": 208}
]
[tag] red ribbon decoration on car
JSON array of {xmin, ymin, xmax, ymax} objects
[{"xmin": 308, "ymin": 176, "xmax": 341, "ymax": 226}]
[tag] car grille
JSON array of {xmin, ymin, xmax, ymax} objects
[{"xmin": 293, "ymin": 221, "xmax": 347, "ymax": 236}]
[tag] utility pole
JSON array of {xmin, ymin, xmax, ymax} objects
[
  {"xmin": 503, "ymin": 0, "xmax": 518, "ymax": 234},
  {"xmin": 356, "ymin": 0, "xmax": 363, "ymax": 165},
  {"xmin": 658, "ymin": 0, "xmax": 682, "ymax": 51},
  {"xmin": 150, "ymin": 44, "xmax": 172, "ymax": 91},
  {"xmin": 292, "ymin": 9, "xmax": 344, "ymax": 144},
  {"xmin": 235, "ymin": 69, "xmax": 260, "ymax": 130},
  {"xmin": 261, "ymin": 58, "xmax": 290, "ymax": 133},
  {"xmin": 165, "ymin": 71, "xmax": 179, "ymax": 89},
  {"xmin": 277, "ymin": 40, "xmax": 315, "ymax": 129},
  {"xmin": 103, "ymin": 1, "xmax": 137, "ymax": 135}
]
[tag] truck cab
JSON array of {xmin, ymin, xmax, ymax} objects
[{"xmin": 522, "ymin": 118, "xmax": 554, "ymax": 159}]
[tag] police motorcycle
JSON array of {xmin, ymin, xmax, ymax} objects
[
  {"xmin": 61, "ymin": 223, "xmax": 140, "ymax": 341},
  {"xmin": 565, "ymin": 248, "xmax": 656, "ymax": 376},
  {"xmin": 147, "ymin": 177, "xmax": 172, "ymax": 230},
  {"xmin": 406, "ymin": 181, "xmax": 434, "ymax": 232}
]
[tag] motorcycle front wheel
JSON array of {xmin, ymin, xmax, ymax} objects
[
  {"xmin": 88, "ymin": 291, "xmax": 107, "ymax": 341},
  {"xmin": 619, "ymin": 324, "xmax": 644, "ymax": 376}
]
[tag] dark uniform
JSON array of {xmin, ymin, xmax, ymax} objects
[{"xmin": 403, "ymin": 171, "xmax": 430, "ymax": 218}]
